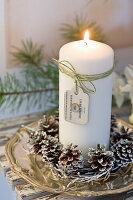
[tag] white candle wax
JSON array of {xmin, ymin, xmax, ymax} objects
[{"xmin": 59, "ymin": 39, "xmax": 114, "ymax": 157}]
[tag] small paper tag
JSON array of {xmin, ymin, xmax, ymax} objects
[{"xmin": 64, "ymin": 88, "xmax": 89, "ymax": 124}]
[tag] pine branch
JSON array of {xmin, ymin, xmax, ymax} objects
[
  {"xmin": 60, "ymin": 15, "xmax": 105, "ymax": 42},
  {"xmin": 12, "ymin": 40, "xmax": 46, "ymax": 75},
  {"xmin": 0, "ymin": 40, "xmax": 59, "ymax": 112},
  {"xmin": 0, "ymin": 71, "xmax": 58, "ymax": 111},
  {"xmin": 0, "ymin": 88, "xmax": 57, "ymax": 96}
]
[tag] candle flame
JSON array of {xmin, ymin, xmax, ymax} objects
[{"xmin": 84, "ymin": 30, "xmax": 89, "ymax": 44}]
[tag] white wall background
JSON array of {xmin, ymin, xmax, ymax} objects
[
  {"xmin": 4, "ymin": 0, "xmax": 133, "ymax": 67},
  {"xmin": 0, "ymin": 0, "xmax": 133, "ymax": 118}
]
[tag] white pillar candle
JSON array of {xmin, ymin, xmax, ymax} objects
[{"xmin": 59, "ymin": 31, "xmax": 114, "ymax": 157}]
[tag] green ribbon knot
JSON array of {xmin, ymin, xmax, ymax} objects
[{"xmin": 53, "ymin": 59, "xmax": 115, "ymax": 94}]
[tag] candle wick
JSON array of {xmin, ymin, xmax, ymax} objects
[{"xmin": 84, "ymin": 41, "xmax": 88, "ymax": 45}]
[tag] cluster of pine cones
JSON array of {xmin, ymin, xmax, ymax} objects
[
  {"xmin": 27, "ymin": 113, "xmax": 133, "ymax": 177},
  {"xmin": 28, "ymin": 114, "xmax": 61, "ymax": 164},
  {"xmin": 28, "ymin": 114, "xmax": 84, "ymax": 174}
]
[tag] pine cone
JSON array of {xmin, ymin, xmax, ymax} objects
[
  {"xmin": 41, "ymin": 135, "xmax": 62, "ymax": 164},
  {"xmin": 28, "ymin": 131, "xmax": 47, "ymax": 154},
  {"xmin": 88, "ymin": 144, "xmax": 114, "ymax": 174},
  {"xmin": 58, "ymin": 144, "xmax": 84, "ymax": 174},
  {"xmin": 110, "ymin": 126, "xmax": 133, "ymax": 146},
  {"xmin": 110, "ymin": 126, "xmax": 133, "ymax": 167},
  {"xmin": 38, "ymin": 115, "xmax": 59, "ymax": 137},
  {"xmin": 111, "ymin": 114, "xmax": 118, "ymax": 133}
]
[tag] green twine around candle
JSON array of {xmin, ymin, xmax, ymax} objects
[{"xmin": 53, "ymin": 58, "xmax": 115, "ymax": 94}]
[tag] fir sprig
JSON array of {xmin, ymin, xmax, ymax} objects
[
  {"xmin": 0, "ymin": 40, "xmax": 59, "ymax": 111},
  {"xmin": 12, "ymin": 40, "xmax": 45, "ymax": 74},
  {"xmin": 60, "ymin": 15, "xmax": 105, "ymax": 42}
]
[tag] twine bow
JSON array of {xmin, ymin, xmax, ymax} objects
[{"xmin": 53, "ymin": 59, "xmax": 115, "ymax": 94}]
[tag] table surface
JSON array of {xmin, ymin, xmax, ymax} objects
[{"xmin": 0, "ymin": 106, "xmax": 133, "ymax": 200}]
